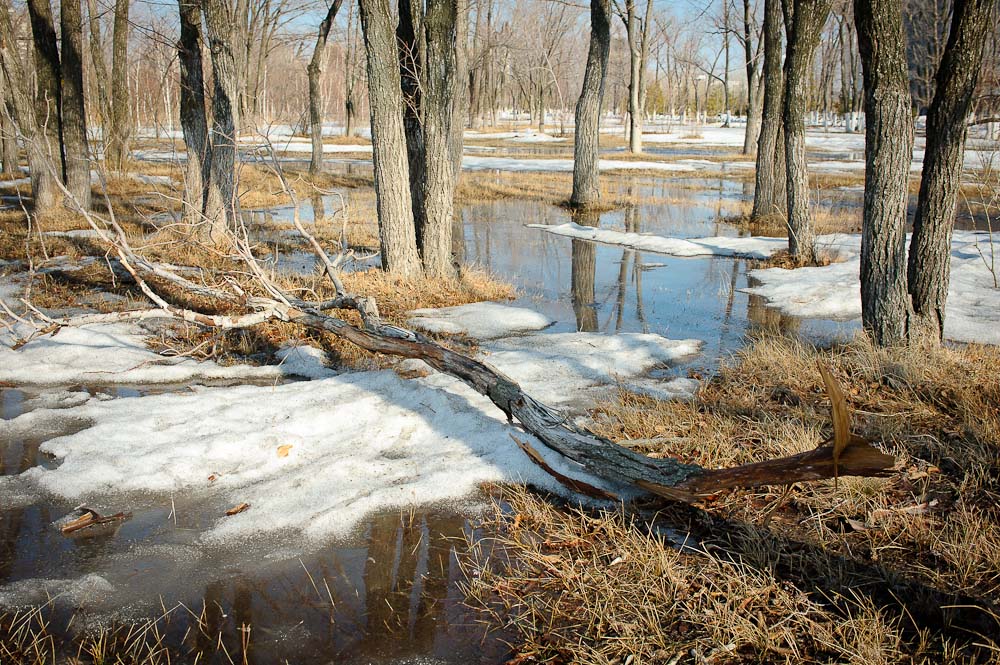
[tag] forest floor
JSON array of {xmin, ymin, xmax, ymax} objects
[{"xmin": 1, "ymin": 124, "xmax": 999, "ymax": 663}]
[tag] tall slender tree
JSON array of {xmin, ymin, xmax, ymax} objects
[
  {"xmin": 854, "ymin": 0, "xmax": 914, "ymax": 346},
  {"xmin": 107, "ymin": 0, "xmax": 131, "ymax": 171},
  {"xmin": 907, "ymin": 0, "xmax": 998, "ymax": 340},
  {"xmin": 571, "ymin": 0, "xmax": 611, "ymax": 208},
  {"xmin": 177, "ymin": 0, "xmax": 211, "ymax": 225},
  {"xmin": 25, "ymin": 0, "xmax": 63, "ymax": 210},
  {"xmin": 307, "ymin": 0, "xmax": 346, "ymax": 175},
  {"xmin": 60, "ymin": 0, "xmax": 90, "ymax": 210},
  {"xmin": 751, "ymin": 0, "xmax": 785, "ymax": 220},
  {"xmin": 358, "ymin": 0, "xmax": 421, "ymax": 276},
  {"xmin": 781, "ymin": 0, "xmax": 831, "ymax": 264}
]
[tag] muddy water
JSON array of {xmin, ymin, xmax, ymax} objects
[{"xmin": 0, "ymin": 387, "xmax": 511, "ymax": 663}]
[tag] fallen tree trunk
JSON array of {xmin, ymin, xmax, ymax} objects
[{"xmin": 7, "ymin": 163, "xmax": 897, "ymax": 504}]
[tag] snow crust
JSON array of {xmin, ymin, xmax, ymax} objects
[
  {"xmin": 482, "ymin": 332, "xmax": 702, "ymax": 407},
  {"xmin": 15, "ymin": 369, "xmax": 605, "ymax": 544},
  {"xmin": 530, "ymin": 222, "xmax": 860, "ymax": 260},
  {"xmin": 744, "ymin": 231, "xmax": 1000, "ymax": 345},
  {"xmin": 408, "ymin": 302, "xmax": 554, "ymax": 338},
  {"xmin": 0, "ymin": 324, "xmax": 320, "ymax": 385}
]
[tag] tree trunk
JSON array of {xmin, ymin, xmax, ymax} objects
[
  {"xmin": 625, "ymin": 0, "xmax": 642, "ymax": 154},
  {"xmin": 25, "ymin": 0, "xmax": 64, "ymax": 211},
  {"xmin": 0, "ymin": 0, "xmax": 58, "ymax": 209},
  {"xmin": 344, "ymin": 0, "xmax": 358, "ymax": 137},
  {"xmin": 203, "ymin": 0, "xmax": 241, "ymax": 244},
  {"xmin": 450, "ymin": 0, "xmax": 468, "ymax": 176},
  {"xmin": 85, "ymin": 0, "xmax": 111, "ymax": 139},
  {"xmin": 60, "ymin": 0, "xmax": 90, "ymax": 210},
  {"xmin": 420, "ymin": 0, "xmax": 458, "ymax": 277},
  {"xmin": 177, "ymin": 0, "xmax": 211, "ymax": 225},
  {"xmin": 308, "ymin": 0, "xmax": 345, "ymax": 175},
  {"xmin": 742, "ymin": 0, "xmax": 763, "ymax": 154},
  {"xmin": 854, "ymin": 0, "xmax": 913, "ymax": 347},
  {"xmin": 751, "ymin": 0, "xmax": 786, "ymax": 220},
  {"xmin": 908, "ymin": 0, "xmax": 997, "ymax": 341},
  {"xmin": 107, "ymin": 0, "xmax": 131, "ymax": 172},
  {"xmin": 397, "ymin": 0, "xmax": 426, "ymax": 253},
  {"xmin": 358, "ymin": 0, "xmax": 422, "ymax": 276},
  {"xmin": 0, "ymin": 71, "xmax": 19, "ymax": 175},
  {"xmin": 571, "ymin": 0, "xmax": 611, "ymax": 209},
  {"xmin": 782, "ymin": 0, "xmax": 831, "ymax": 264}
]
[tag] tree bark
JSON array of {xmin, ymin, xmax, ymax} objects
[
  {"xmin": 60, "ymin": 0, "xmax": 91, "ymax": 210},
  {"xmin": 397, "ymin": 0, "xmax": 426, "ymax": 254},
  {"xmin": 358, "ymin": 0, "xmax": 422, "ymax": 276},
  {"xmin": 742, "ymin": 0, "xmax": 763, "ymax": 154},
  {"xmin": 107, "ymin": 0, "xmax": 131, "ymax": 172},
  {"xmin": 0, "ymin": 1, "xmax": 58, "ymax": 209},
  {"xmin": 420, "ymin": 0, "xmax": 458, "ymax": 277},
  {"xmin": 177, "ymin": 0, "xmax": 211, "ymax": 226},
  {"xmin": 751, "ymin": 0, "xmax": 786, "ymax": 220},
  {"xmin": 570, "ymin": 0, "xmax": 611, "ymax": 209},
  {"xmin": 308, "ymin": 0, "xmax": 345, "ymax": 175},
  {"xmin": 782, "ymin": 0, "xmax": 831, "ymax": 264},
  {"xmin": 624, "ymin": 0, "xmax": 642, "ymax": 153},
  {"xmin": 0, "ymin": 68, "xmax": 18, "ymax": 175},
  {"xmin": 85, "ymin": 0, "xmax": 111, "ymax": 136},
  {"xmin": 25, "ymin": 0, "xmax": 64, "ymax": 211},
  {"xmin": 203, "ymin": 0, "xmax": 242, "ymax": 243},
  {"xmin": 908, "ymin": 0, "xmax": 998, "ymax": 341},
  {"xmin": 854, "ymin": 0, "xmax": 913, "ymax": 347}
]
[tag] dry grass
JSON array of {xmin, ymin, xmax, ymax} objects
[{"xmin": 464, "ymin": 335, "xmax": 1000, "ymax": 663}]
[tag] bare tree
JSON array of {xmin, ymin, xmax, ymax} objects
[
  {"xmin": 855, "ymin": 0, "xmax": 914, "ymax": 346},
  {"xmin": 908, "ymin": 0, "xmax": 998, "ymax": 339},
  {"xmin": 571, "ymin": 0, "xmax": 611, "ymax": 208},
  {"xmin": 619, "ymin": 0, "xmax": 653, "ymax": 153},
  {"xmin": 740, "ymin": 0, "xmax": 764, "ymax": 154},
  {"xmin": 751, "ymin": 0, "xmax": 785, "ymax": 220},
  {"xmin": 358, "ymin": 0, "xmax": 421, "ymax": 276},
  {"xmin": 25, "ymin": 0, "xmax": 64, "ymax": 210},
  {"xmin": 0, "ymin": 82, "xmax": 16, "ymax": 174},
  {"xmin": 177, "ymin": 0, "xmax": 211, "ymax": 225},
  {"xmin": 61, "ymin": 0, "xmax": 90, "ymax": 210},
  {"xmin": 308, "ymin": 0, "xmax": 345, "ymax": 174},
  {"xmin": 107, "ymin": 0, "xmax": 131, "ymax": 171},
  {"xmin": 782, "ymin": 0, "xmax": 831, "ymax": 264},
  {"xmin": 203, "ymin": 0, "xmax": 242, "ymax": 242}
]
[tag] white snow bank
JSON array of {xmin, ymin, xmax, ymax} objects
[
  {"xmin": 530, "ymin": 223, "xmax": 861, "ymax": 260},
  {"xmin": 16, "ymin": 369, "xmax": 604, "ymax": 543},
  {"xmin": 744, "ymin": 231, "xmax": 1000, "ymax": 345},
  {"xmin": 408, "ymin": 302, "xmax": 554, "ymax": 339},
  {"xmin": 461, "ymin": 155, "xmax": 696, "ymax": 173},
  {"xmin": 274, "ymin": 343, "xmax": 337, "ymax": 379},
  {"xmin": 0, "ymin": 323, "xmax": 315, "ymax": 385},
  {"xmin": 481, "ymin": 332, "xmax": 702, "ymax": 407}
]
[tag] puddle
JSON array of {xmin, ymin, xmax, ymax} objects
[{"xmin": 0, "ymin": 385, "xmax": 512, "ymax": 662}]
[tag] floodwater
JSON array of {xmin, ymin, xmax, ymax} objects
[{"xmin": 1, "ymin": 386, "xmax": 510, "ymax": 663}]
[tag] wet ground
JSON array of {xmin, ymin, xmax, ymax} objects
[{"xmin": 0, "ymin": 155, "xmax": 991, "ymax": 662}]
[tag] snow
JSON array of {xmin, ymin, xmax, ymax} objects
[
  {"xmin": 274, "ymin": 343, "xmax": 337, "ymax": 379},
  {"xmin": 461, "ymin": 155, "xmax": 697, "ymax": 173},
  {"xmin": 530, "ymin": 222, "xmax": 860, "ymax": 260},
  {"xmin": 744, "ymin": 231, "xmax": 1000, "ymax": 345},
  {"xmin": 13, "ymin": 368, "xmax": 608, "ymax": 544},
  {"xmin": 0, "ymin": 574, "xmax": 115, "ymax": 607},
  {"xmin": 408, "ymin": 302, "xmax": 554, "ymax": 339},
  {"xmin": 0, "ymin": 323, "xmax": 321, "ymax": 385},
  {"xmin": 481, "ymin": 332, "xmax": 702, "ymax": 407}
]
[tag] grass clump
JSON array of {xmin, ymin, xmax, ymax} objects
[{"xmin": 464, "ymin": 335, "xmax": 1000, "ymax": 663}]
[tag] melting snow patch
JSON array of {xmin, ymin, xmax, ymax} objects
[
  {"xmin": 275, "ymin": 343, "xmax": 337, "ymax": 379},
  {"xmin": 481, "ymin": 332, "xmax": 702, "ymax": 408},
  {"xmin": 744, "ymin": 231, "xmax": 1000, "ymax": 345},
  {"xmin": 530, "ymin": 222, "xmax": 861, "ymax": 260},
  {"xmin": 408, "ymin": 302, "xmax": 554, "ymax": 339},
  {"xmin": 15, "ymin": 369, "xmax": 609, "ymax": 544},
  {"xmin": 0, "ymin": 574, "xmax": 114, "ymax": 608}
]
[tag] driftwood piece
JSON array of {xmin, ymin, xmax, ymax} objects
[{"xmin": 60, "ymin": 508, "xmax": 131, "ymax": 536}]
